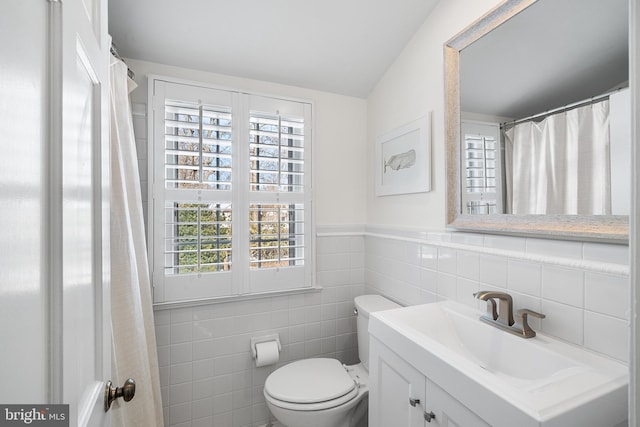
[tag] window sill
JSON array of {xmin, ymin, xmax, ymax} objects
[{"xmin": 152, "ymin": 286, "xmax": 323, "ymax": 311}]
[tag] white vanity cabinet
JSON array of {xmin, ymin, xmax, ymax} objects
[
  {"xmin": 368, "ymin": 302, "xmax": 628, "ymax": 427},
  {"xmin": 369, "ymin": 337, "xmax": 424, "ymax": 427},
  {"xmin": 426, "ymin": 378, "xmax": 490, "ymax": 427},
  {"xmin": 369, "ymin": 337, "xmax": 490, "ymax": 427}
]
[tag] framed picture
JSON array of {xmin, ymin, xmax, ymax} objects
[{"xmin": 375, "ymin": 114, "xmax": 431, "ymax": 196}]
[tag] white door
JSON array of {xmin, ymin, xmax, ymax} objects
[
  {"xmin": 0, "ymin": 0, "xmax": 52, "ymax": 407},
  {"xmin": 56, "ymin": 0, "xmax": 113, "ymax": 425},
  {"xmin": 0, "ymin": 0, "xmax": 112, "ymax": 425}
]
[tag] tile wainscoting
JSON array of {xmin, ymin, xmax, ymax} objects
[
  {"xmin": 153, "ymin": 224, "xmax": 629, "ymax": 427},
  {"xmin": 363, "ymin": 225, "xmax": 630, "ymax": 363},
  {"xmin": 154, "ymin": 229, "xmax": 366, "ymax": 427}
]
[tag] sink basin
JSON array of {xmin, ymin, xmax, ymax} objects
[
  {"xmin": 369, "ymin": 300, "xmax": 628, "ymax": 425},
  {"xmin": 387, "ymin": 301, "xmax": 582, "ymax": 387}
]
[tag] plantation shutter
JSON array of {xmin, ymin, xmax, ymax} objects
[
  {"xmin": 150, "ymin": 78, "xmax": 313, "ymax": 303},
  {"xmin": 245, "ymin": 95, "xmax": 312, "ymax": 293},
  {"xmin": 152, "ymin": 81, "xmax": 236, "ymax": 301},
  {"xmin": 461, "ymin": 121, "xmax": 502, "ymax": 215}
]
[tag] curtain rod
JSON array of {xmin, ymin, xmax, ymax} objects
[
  {"xmin": 110, "ymin": 43, "xmax": 135, "ymax": 80},
  {"xmin": 500, "ymin": 86, "xmax": 627, "ymax": 130}
]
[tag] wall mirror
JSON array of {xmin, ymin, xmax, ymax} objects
[{"xmin": 445, "ymin": 0, "xmax": 629, "ymax": 242}]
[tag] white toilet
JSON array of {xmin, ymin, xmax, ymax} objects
[{"xmin": 264, "ymin": 294, "xmax": 400, "ymax": 427}]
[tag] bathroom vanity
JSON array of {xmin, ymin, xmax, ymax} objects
[
  {"xmin": 370, "ymin": 341, "xmax": 488, "ymax": 426},
  {"xmin": 368, "ymin": 301, "xmax": 628, "ymax": 427}
]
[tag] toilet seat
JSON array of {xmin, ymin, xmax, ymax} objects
[{"xmin": 264, "ymin": 358, "xmax": 360, "ymax": 411}]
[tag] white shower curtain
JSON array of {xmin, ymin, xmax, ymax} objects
[
  {"xmin": 503, "ymin": 99, "xmax": 611, "ymax": 215},
  {"xmin": 109, "ymin": 56, "xmax": 164, "ymax": 427}
]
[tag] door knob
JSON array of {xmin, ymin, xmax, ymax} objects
[
  {"xmin": 409, "ymin": 397, "xmax": 420, "ymax": 407},
  {"xmin": 104, "ymin": 378, "xmax": 136, "ymax": 412}
]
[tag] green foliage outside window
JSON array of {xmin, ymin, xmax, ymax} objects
[{"xmin": 175, "ymin": 203, "xmax": 232, "ymax": 274}]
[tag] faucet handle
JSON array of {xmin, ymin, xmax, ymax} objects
[{"xmin": 515, "ymin": 309, "xmax": 545, "ymax": 338}]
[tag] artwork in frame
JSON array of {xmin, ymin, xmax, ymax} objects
[{"xmin": 375, "ymin": 114, "xmax": 431, "ymax": 196}]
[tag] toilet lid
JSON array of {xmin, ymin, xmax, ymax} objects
[{"xmin": 265, "ymin": 358, "xmax": 356, "ymax": 404}]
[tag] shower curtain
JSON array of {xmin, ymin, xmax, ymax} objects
[
  {"xmin": 503, "ymin": 99, "xmax": 611, "ymax": 215},
  {"xmin": 109, "ymin": 56, "xmax": 164, "ymax": 427}
]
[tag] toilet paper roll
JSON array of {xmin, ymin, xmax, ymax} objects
[{"xmin": 255, "ymin": 340, "xmax": 280, "ymax": 367}]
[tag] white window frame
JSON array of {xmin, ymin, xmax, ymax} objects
[{"xmin": 148, "ymin": 75, "xmax": 315, "ymax": 304}]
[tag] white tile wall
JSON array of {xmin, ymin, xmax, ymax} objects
[
  {"xmin": 153, "ymin": 227, "xmax": 629, "ymax": 427},
  {"xmin": 507, "ymin": 259, "xmax": 541, "ymax": 296},
  {"xmin": 155, "ymin": 233, "xmax": 365, "ymax": 427},
  {"xmin": 542, "ymin": 265, "xmax": 584, "ymax": 307},
  {"xmin": 364, "ymin": 227, "xmax": 630, "ymax": 363}
]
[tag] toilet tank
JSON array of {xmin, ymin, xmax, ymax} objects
[{"xmin": 354, "ymin": 295, "xmax": 400, "ymax": 371}]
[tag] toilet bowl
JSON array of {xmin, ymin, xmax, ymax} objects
[{"xmin": 264, "ymin": 295, "xmax": 400, "ymax": 427}]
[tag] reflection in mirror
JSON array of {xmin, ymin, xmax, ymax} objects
[
  {"xmin": 460, "ymin": 0, "xmax": 629, "ymax": 216},
  {"xmin": 445, "ymin": 0, "xmax": 629, "ymax": 241}
]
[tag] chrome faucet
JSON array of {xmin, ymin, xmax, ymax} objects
[{"xmin": 473, "ymin": 291, "xmax": 545, "ymax": 338}]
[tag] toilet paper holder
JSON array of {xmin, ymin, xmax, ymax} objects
[{"xmin": 250, "ymin": 334, "xmax": 282, "ymax": 360}]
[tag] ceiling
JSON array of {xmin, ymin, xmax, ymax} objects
[
  {"xmin": 108, "ymin": 0, "xmax": 440, "ymax": 98},
  {"xmin": 460, "ymin": 0, "xmax": 629, "ymax": 121}
]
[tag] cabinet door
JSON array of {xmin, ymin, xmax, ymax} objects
[
  {"xmin": 425, "ymin": 379, "xmax": 490, "ymax": 427},
  {"xmin": 369, "ymin": 338, "xmax": 425, "ymax": 427}
]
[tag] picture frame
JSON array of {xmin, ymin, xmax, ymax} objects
[{"xmin": 375, "ymin": 114, "xmax": 431, "ymax": 196}]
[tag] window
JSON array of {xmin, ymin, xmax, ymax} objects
[
  {"xmin": 150, "ymin": 77, "xmax": 313, "ymax": 303},
  {"xmin": 461, "ymin": 121, "xmax": 502, "ymax": 215}
]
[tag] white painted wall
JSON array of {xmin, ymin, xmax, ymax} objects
[
  {"xmin": 366, "ymin": 0, "xmax": 505, "ymax": 228},
  {"xmin": 126, "ymin": 58, "xmax": 368, "ymax": 227}
]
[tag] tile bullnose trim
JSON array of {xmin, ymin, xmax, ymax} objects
[
  {"xmin": 316, "ymin": 224, "xmax": 366, "ymax": 236},
  {"xmin": 367, "ymin": 232, "xmax": 628, "ymax": 276},
  {"xmin": 315, "ymin": 224, "xmax": 628, "ymax": 276},
  {"xmin": 362, "ymin": 225, "xmax": 628, "ymax": 276}
]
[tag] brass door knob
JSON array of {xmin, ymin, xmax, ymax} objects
[{"xmin": 104, "ymin": 378, "xmax": 136, "ymax": 412}]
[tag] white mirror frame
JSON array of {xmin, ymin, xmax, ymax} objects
[{"xmin": 444, "ymin": 0, "xmax": 629, "ymax": 243}]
